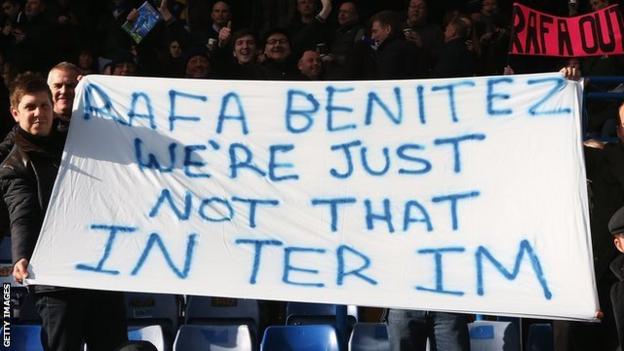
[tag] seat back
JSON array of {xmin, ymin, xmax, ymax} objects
[
  {"xmin": 349, "ymin": 323, "xmax": 390, "ymax": 351},
  {"xmin": 173, "ymin": 324, "xmax": 252, "ymax": 351},
  {"xmin": 4, "ymin": 324, "xmax": 44, "ymax": 351},
  {"xmin": 285, "ymin": 302, "xmax": 357, "ymax": 326},
  {"xmin": 128, "ymin": 325, "xmax": 166, "ymax": 351},
  {"xmin": 125, "ymin": 292, "xmax": 180, "ymax": 346},
  {"xmin": 185, "ymin": 296, "xmax": 259, "ymax": 329},
  {"xmin": 260, "ymin": 325, "xmax": 339, "ymax": 351},
  {"xmin": 468, "ymin": 320, "xmax": 520, "ymax": 351}
]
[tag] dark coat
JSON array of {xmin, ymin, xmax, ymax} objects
[
  {"xmin": 431, "ymin": 38, "xmax": 475, "ymax": 78},
  {"xmin": 0, "ymin": 129, "xmax": 63, "ymax": 293},
  {"xmin": 610, "ymin": 254, "xmax": 624, "ymax": 349},
  {"xmin": 372, "ymin": 35, "xmax": 425, "ymax": 80},
  {"xmin": 585, "ymin": 143, "xmax": 624, "ymax": 281}
]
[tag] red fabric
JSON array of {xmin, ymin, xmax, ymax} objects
[{"xmin": 510, "ymin": 3, "xmax": 624, "ymax": 57}]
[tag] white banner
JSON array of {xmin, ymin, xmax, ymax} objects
[{"xmin": 28, "ymin": 73, "xmax": 597, "ymax": 320}]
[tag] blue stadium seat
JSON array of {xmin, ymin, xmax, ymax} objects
[
  {"xmin": 184, "ymin": 296, "xmax": 259, "ymax": 330},
  {"xmin": 468, "ymin": 320, "xmax": 520, "ymax": 351},
  {"xmin": 0, "ymin": 237, "xmax": 11, "ymax": 262},
  {"xmin": 125, "ymin": 293, "xmax": 181, "ymax": 346},
  {"xmin": 526, "ymin": 323, "xmax": 553, "ymax": 351},
  {"xmin": 260, "ymin": 325, "xmax": 339, "ymax": 351},
  {"xmin": 128, "ymin": 325, "xmax": 166, "ymax": 351},
  {"xmin": 2, "ymin": 324, "xmax": 43, "ymax": 351},
  {"xmin": 285, "ymin": 302, "xmax": 358, "ymax": 326},
  {"xmin": 348, "ymin": 323, "xmax": 390, "ymax": 351},
  {"xmin": 173, "ymin": 324, "xmax": 252, "ymax": 351}
]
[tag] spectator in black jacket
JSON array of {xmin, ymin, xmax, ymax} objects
[
  {"xmin": 216, "ymin": 29, "xmax": 264, "ymax": 79},
  {"xmin": 403, "ymin": 0, "xmax": 442, "ymax": 76},
  {"xmin": 258, "ymin": 28, "xmax": 298, "ymax": 80},
  {"xmin": 369, "ymin": 10, "xmax": 425, "ymax": 79},
  {"xmin": 287, "ymin": 0, "xmax": 331, "ymax": 56},
  {"xmin": 1, "ymin": 72, "xmax": 128, "ymax": 351},
  {"xmin": 325, "ymin": 1, "xmax": 365, "ymax": 79},
  {"xmin": 431, "ymin": 16, "xmax": 475, "ymax": 78}
]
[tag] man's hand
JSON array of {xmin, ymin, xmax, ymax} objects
[
  {"xmin": 2, "ymin": 24, "xmax": 11, "ymax": 36},
  {"xmin": 560, "ymin": 65, "xmax": 581, "ymax": 81},
  {"xmin": 158, "ymin": 0, "xmax": 173, "ymax": 23},
  {"xmin": 318, "ymin": 0, "xmax": 332, "ymax": 21},
  {"xmin": 126, "ymin": 9, "xmax": 139, "ymax": 22},
  {"xmin": 503, "ymin": 65, "xmax": 515, "ymax": 75},
  {"xmin": 218, "ymin": 21, "xmax": 232, "ymax": 47},
  {"xmin": 404, "ymin": 30, "xmax": 422, "ymax": 47},
  {"xmin": 584, "ymin": 139, "xmax": 606, "ymax": 149},
  {"xmin": 12, "ymin": 258, "xmax": 28, "ymax": 284}
]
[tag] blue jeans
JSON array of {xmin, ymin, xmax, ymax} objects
[{"xmin": 387, "ymin": 309, "xmax": 470, "ymax": 351}]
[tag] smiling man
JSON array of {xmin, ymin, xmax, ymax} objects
[
  {"xmin": 220, "ymin": 28, "xmax": 263, "ymax": 79},
  {"xmin": 259, "ymin": 28, "xmax": 297, "ymax": 80},
  {"xmin": 47, "ymin": 61, "xmax": 80, "ymax": 122},
  {"xmin": 0, "ymin": 62, "xmax": 80, "ymax": 160}
]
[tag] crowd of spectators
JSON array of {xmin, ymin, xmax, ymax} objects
[{"xmin": 0, "ymin": 0, "xmax": 602, "ymax": 136}]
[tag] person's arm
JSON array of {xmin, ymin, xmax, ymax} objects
[
  {"xmin": 1, "ymin": 170, "xmax": 43, "ymax": 277},
  {"xmin": 0, "ymin": 126, "xmax": 17, "ymax": 161}
]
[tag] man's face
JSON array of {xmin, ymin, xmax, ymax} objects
[
  {"xmin": 169, "ymin": 41, "xmax": 182, "ymax": 58},
  {"xmin": 298, "ymin": 50, "xmax": 321, "ymax": 79},
  {"xmin": 233, "ymin": 34, "xmax": 257, "ymax": 64},
  {"xmin": 211, "ymin": 1, "xmax": 231, "ymax": 27},
  {"xmin": 444, "ymin": 22, "xmax": 457, "ymax": 42},
  {"xmin": 264, "ymin": 33, "xmax": 291, "ymax": 62},
  {"xmin": 481, "ymin": 0, "xmax": 497, "ymax": 16},
  {"xmin": 297, "ymin": 0, "xmax": 315, "ymax": 17},
  {"xmin": 25, "ymin": 0, "xmax": 43, "ymax": 17},
  {"xmin": 48, "ymin": 69, "xmax": 78, "ymax": 119},
  {"xmin": 186, "ymin": 55, "xmax": 210, "ymax": 78},
  {"xmin": 112, "ymin": 62, "xmax": 136, "ymax": 76},
  {"xmin": 615, "ymin": 234, "xmax": 624, "ymax": 253},
  {"xmin": 371, "ymin": 21, "xmax": 391, "ymax": 44},
  {"xmin": 407, "ymin": 0, "xmax": 427, "ymax": 26},
  {"xmin": 338, "ymin": 2, "xmax": 358, "ymax": 26},
  {"xmin": 11, "ymin": 91, "xmax": 53, "ymax": 136},
  {"xmin": 2, "ymin": 1, "xmax": 18, "ymax": 18}
]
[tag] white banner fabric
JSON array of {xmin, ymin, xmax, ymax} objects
[{"xmin": 28, "ymin": 73, "xmax": 597, "ymax": 320}]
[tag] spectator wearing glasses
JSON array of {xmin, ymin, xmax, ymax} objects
[{"xmin": 258, "ymin": 28, "xmax": 298, "ymax": 80}]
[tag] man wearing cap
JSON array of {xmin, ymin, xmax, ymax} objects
[{"xmin": 608, "ymin": 206, "xmax": 624, "ymax": 349}]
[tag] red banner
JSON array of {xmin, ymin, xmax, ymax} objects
[{"xmin": 510, "ymin": 3, "xmax": 624, "ymax": 57}]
